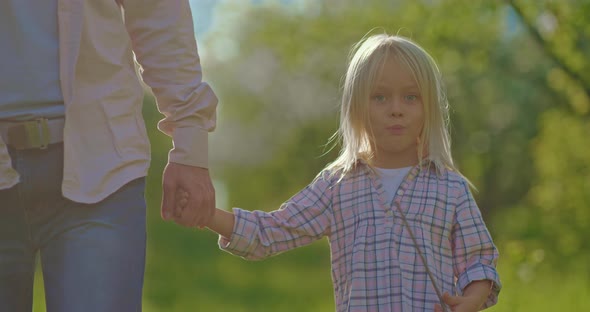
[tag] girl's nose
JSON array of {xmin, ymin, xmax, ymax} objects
[{"xmin": 390, "ymin": 98, "xmax": 403, "ymax": 117}]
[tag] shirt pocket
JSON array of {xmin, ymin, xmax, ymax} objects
[
  {"xmin": 404, "ymin": 195, "xmax": 452, "ymax": 246},
  {"xmin": 101, "ymin": 100, "xmax": 149, "ymax": 158}
]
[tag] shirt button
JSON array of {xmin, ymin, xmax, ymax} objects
[{"xmin": 397, "ymin": 190, "xmax": 404, "ymax": 196}]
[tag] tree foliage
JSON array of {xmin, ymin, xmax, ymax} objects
[
  {"xmin": 124, "ymin": 1, "xmax": 590, "ymax": 311},
  {"xmin": 200, "ymin": 0, "xmax": 589, "ymax": 268}
]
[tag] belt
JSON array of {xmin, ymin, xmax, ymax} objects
[{"xmin": 0, "ymin": 118, "xmax": 65, "ymax": 150}]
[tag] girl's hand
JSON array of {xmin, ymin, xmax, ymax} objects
[
  {"xmin": 175, "ymin": 189, "xmax": 189, "ymax": 215},
  {"xmin": 434, "ymin": 292, "xmax": 483, "ymax": 312}
]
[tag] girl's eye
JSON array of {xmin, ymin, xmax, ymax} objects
[
  {"xmin": 372, "ymin": 95, "xmax": 387, "ymax": 103},
  {"xmin": 405, "ymin": 95, "xmax": 419, "ymax": 102}
]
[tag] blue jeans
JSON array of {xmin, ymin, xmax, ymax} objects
[{"xmin": 0, "ymin": 143, "xmax": 146, "ymax": 312}]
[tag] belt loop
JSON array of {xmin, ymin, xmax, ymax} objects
[
  {"xmin": 22, "ymin": 118, "xmax": 50, "ymax": 149},
  {"xmin": 37, "ymin": 118, "xmax": 50, "ymax": 149}
]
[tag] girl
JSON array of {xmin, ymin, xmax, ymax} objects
[{"xmin": 183, "ymin": 33, "xmax": 501, "ymax": 311}]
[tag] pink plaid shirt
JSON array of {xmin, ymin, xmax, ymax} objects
[{"xmin": 219, "ymin": 161, "xmax": 501, "ymax": 311}]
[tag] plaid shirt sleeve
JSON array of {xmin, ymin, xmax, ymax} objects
[
  {"xmin": 219, "ymin": 171, "xmax": 334, "ymax": 260},
  {"xmin": 451, "ymin": 179, "xmax": 501, "ymax": 309}
]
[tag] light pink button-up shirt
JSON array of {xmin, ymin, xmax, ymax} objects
[
  {"xmin": 0, "ymin": 0, "xmax": 217, "ymax": 203},
  {"xmin": 220, "ymin": 162, "xmax": 501, "ymax": 311}
]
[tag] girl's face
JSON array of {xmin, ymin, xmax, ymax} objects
[{"xmin": 367, "ymin": 56, "xmax": 424, "ymax": 168}]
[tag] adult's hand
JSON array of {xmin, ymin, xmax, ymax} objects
[{"xmin": 161, "ymin": 162, "xmax": 215, "ymax": 228}]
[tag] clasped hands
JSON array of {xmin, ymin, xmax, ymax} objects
[{"xmin": 161, "ymin": 162, "xmax": 215, "ymax": 228}]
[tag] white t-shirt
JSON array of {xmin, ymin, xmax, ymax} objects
[
  {"xmin": 0, "ymin": 0, "xmax": 65, "ymax": 121},
  {"xmin": 374, "ymin": 166, "xmax": 412, "ymax": 205}
]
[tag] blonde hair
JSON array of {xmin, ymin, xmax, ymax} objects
[{"xmin": 326, "ymin": 33, "xmax": 459, "ymax": 176}]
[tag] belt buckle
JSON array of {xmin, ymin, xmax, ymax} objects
[{"xmin": 23, "ymin": 118, "xmax": 50, "ymax": 149}]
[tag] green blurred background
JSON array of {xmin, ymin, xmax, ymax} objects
[{"xmin": 34, "ymin": 0, "xmax": 590, "ymax": 311}]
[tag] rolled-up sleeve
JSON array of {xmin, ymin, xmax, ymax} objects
[
  {"xmin": 121, "ymin": 0, "xmax": 217, "ymax": 168},
  {"xmin": 219, "ymin": 172, "xmax": 334, "ymax": 260},
  {"xmin": 452, "ymin": 180, "xmax": 501, "ymax": 309}
]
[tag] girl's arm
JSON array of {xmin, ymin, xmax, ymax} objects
[
  {"xmin": 204, "ymin": 171, "xmax": 334, "ymax": 261},
  {"xmin": 462, "ymin": 280, "xmax": 493, "ymax": 307},
  {"xmin": 434, "ymin": 280, "xmax": 492, "ymax": 312},
  {"xmin": 451, "ymin": 179, "xmax": 501, "ymax": 309},
  {"xmin": 207, "ymin": 208, "xmax": 235, "ymax": 239}
]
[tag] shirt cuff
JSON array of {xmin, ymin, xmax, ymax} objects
[
  {"xmin": 168, "ymin": 127, "xmax": 208, "ymax": 168},
  {"xmin": 218, "ymin": 208, "xmax": 257, "ymax": 258},
  {"xmin": 456, "ymin": 264, "xmax": 502, "ymax": 309}
]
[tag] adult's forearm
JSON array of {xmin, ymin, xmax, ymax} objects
[{"xmin": 122, "ymin": 0, "xmax": 218, "ymax": 169}]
